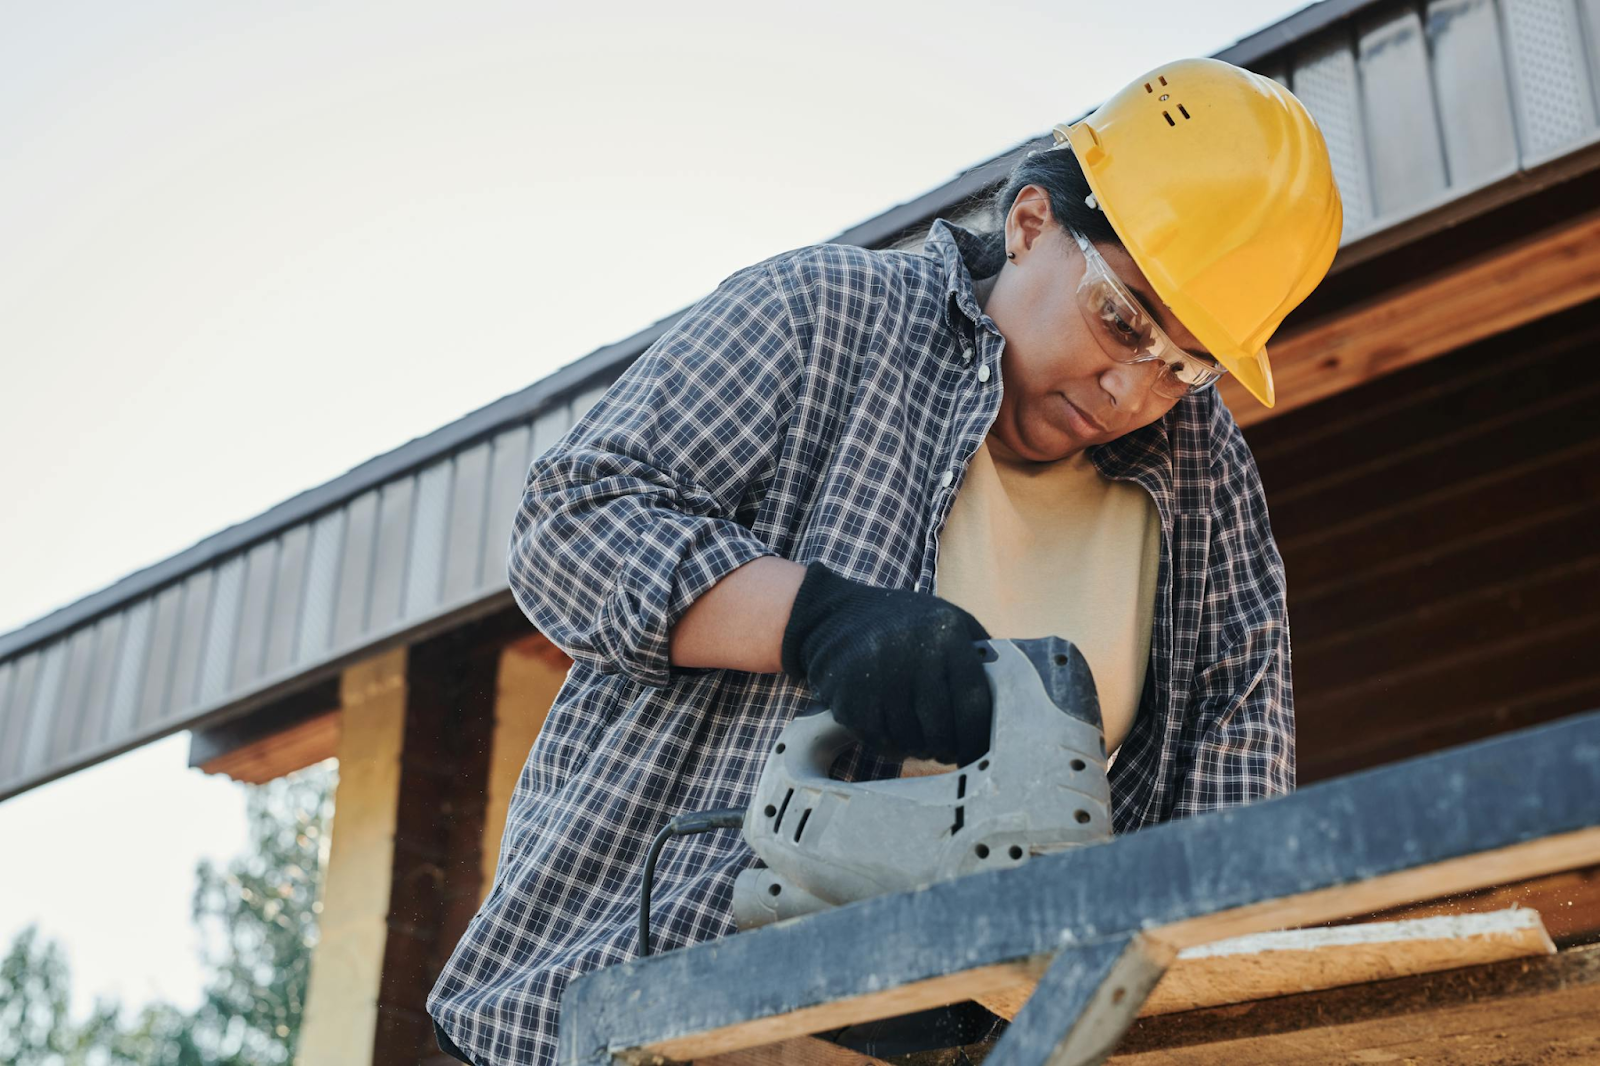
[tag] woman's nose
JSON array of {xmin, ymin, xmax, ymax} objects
[{"xmin": 1098, "ymin": 359, "xmax": 1165, "ymax": 410}]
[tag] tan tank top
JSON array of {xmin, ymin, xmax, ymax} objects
[{"xmin": 932, "ymin": 433, "xmax": 1161, "ymax": 764}]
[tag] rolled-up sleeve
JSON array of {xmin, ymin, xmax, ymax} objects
[
  {"xmin": 1169, "ymin": 431, "xmax": 1296, "ymax": 819},
  {"xmin": 1170, "ymin": 615, "xmax": 1294, "ymax": 818},
  {"xmin": 507, "ymin": 260, "xmax": 799, "ymax": 688}
]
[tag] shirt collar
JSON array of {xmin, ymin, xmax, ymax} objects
[{"xmin": 925, "ymin": 217, "xmax": 1007, "ymax": 341}]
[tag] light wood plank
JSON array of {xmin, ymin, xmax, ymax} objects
[
  {"xmin": 1331, "ymin": 862, "xmax": 1600, "ymax": 943},
  {"xmin": 648, "ymin": 961, "xmax": 1050, "ymax": 1063},
  {"xmin": 198, "ymin": 710, "xmax": 340, "ymax": 786},
  {"xmin": 691, "ymin": 1035, "xmax": 894, "ymax": 1066},
  {"xmin": 1225, "ymin": 208, "xmax": 1600, "ymax": 426},
  {"xmin": 1110, "ymin": 943, "xmax": 1600, "ymax": 1064},
  {"xmin": 976, "ymin": 907, "xmax": 1554, "ymax": 1020}
]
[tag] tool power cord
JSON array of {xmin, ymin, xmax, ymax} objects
[{"xmin": 638, "ymin": 807, "xmax": 747, "ymax": 958}]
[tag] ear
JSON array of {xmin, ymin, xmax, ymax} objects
[{"xmin": 1007, "ymin": 184, "xmax": 1056, "ymax": 258}]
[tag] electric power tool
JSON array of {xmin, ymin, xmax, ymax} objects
[
  {"xmin": 636, "ymin": 635, "xmax": 1113, "ymax": 953},
  {"xmin": 730, "ymin": 635, "xmax": 1113, "ymax": 930}
]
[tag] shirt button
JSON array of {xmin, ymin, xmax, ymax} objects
[
  {"xmin": 977, "ymin": 364, "xmax": 992, "ymax": 382},
  {"xmin": 939, "ymin": 470, "xmax": 954, "ymax": 488}
]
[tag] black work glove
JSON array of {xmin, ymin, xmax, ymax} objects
[{"xmin": 780, "ymin": 562, "xmax": 994, "ymax": 766}]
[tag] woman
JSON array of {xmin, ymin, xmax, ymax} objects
[{"xmin": 431, "ymin": 57, "xmax": 1341, "ymax": 1066}]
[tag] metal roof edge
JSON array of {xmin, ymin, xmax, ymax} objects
[
  {"xmin": 1212, "ymin": 0, "xmax": 1382, "ymax": 67},
  {"xmin": 0, "ymin": 320, "xmax": 670, "ymax": 661}
]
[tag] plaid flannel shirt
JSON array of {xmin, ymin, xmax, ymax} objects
[{"xmin": 429, "ymin": 218, "xmax": 1295, "ymax": 1066}]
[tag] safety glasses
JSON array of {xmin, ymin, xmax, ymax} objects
[{"xmin": 1069, "ymin": 227, "xmax": 1227, "ymax": 400}]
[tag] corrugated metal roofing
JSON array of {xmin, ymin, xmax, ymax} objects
[{"xmin": 6, "ymin": 0, "xmax": 1600, "ymax": 800}]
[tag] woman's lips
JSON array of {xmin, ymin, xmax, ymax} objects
[{"xmin": 1058, "ymin": 394, "xmax": 1106, "ymax": 435}]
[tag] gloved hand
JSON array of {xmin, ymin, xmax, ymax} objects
[{"xmin": 780, "ymin": 562, "xmax": 994, "ymax": 766}]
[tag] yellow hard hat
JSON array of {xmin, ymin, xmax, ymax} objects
[{"xmin": 1053, "ymin": 57, "xmax": 1343, "ymax": 407}]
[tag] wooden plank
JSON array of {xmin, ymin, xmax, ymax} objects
[
  {"xmin": 1222, "ymin": 209, "xmax": 1600, "ymax": 426},
  {"xmin": 1294, "ymin": 561, "xmax": 1600, "ymax": 695},
  {"xmin": 1288, "ymin": 499, "xmax": 1600, "ymax": 650},
  {"xmin": 558, "ymin": 713, "xmax": 1600, "ymax": 1066},
  {"xmin": 1330, "ymin": 862, "xmax": 1600, "ymax": 945},
  {"xmin": 975, "ymin": 907, "xmax": 1554, "ymax": 1021},
  {"xmin": 1303, "ymin": 675, "xmax": 1600, "ymax": 786},
  {"xmin": 480, "ymin": 638, "xmax": 568, "ymax": 898},
  {"xmin": 1109, "ymin": 943, "xmax": 1600, "ymax": 1064},
  {"xmin": 1299, "ymin": 614, "xmax": 1600, "ymax": 754},
  {"xmin": 651, "ymin": 962, "xmax": 1049, "ymax": 1063},
  {"xmin": 197, "ymin": 710, "xmax": 341, "ymax": 786},
  {"xmin": 695, "ymin": 1036, "xmax": 894, "ymax": 1066},
  {"xmin": 1273, "ymin": 400, "xmax": 1600, "ymax": 581}
]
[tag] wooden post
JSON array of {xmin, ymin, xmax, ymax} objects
[
  {"xmin": 296, "ymin": 648, "xmax": 408, "ymax": 1066},
  {"xmin": 480, "ymin": 633, "xmax": 570, "ymax": 897},
  {"xmin": 371, "ymin": 631, "xmax": 498, "ymax": 1064},
  {"xmin": 296, "ymin": 615, "xmax": 531, "ymax": 1065}
]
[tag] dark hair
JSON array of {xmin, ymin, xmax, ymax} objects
[{"xmin": 980, "ymin": 144, "xmax": 1121, "ymax": 260}]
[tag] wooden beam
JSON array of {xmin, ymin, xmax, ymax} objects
[
  {"xmin": 196, "ymin": 709, "xmax": 340, "ymax": 785},
  {"xmin": 694, "ymin": 1036, "xmax": 895, "ymax": 1066},
  {"xmin": 558, "ymin": 712, "xmax": 1600, "ymax": 1066},
  {"xmin": 188, "ymin": 676, "xmax": 340, "ymax": 782},
  {"xmin": 1109, "ymin": 943, "xmax": 1600, "ymax": 1064},
  {"xmin": 975, "ymin": 908, "xmax": 1554, "ymax": 1021},
  {"xmin": 1222, "ymin": 208, "xmax": 1600, "ymax": 426},
  {"xmin": 297, "ymin": 648, "xmax": 408, "ymax": 1066},
  {"xmin": 372, "ymin": 630, "xmax": 499, "ymax": 1063},
  {"xmin": 1323, "ymin": 862, "xmax": 1600, "ymax": 946},
  {"xmin": 480, "ymin": 640, "xmax": 569, "ymax": 899}
]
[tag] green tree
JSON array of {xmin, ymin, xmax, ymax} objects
[
  {"xmin": 0, "ymin": 759, "xmax": 337, "ymax": 1066},
  {"xmin": 184, "ymin": 760, "xmax": 335, "ymax": 1065},
  {"xmin": 0, "ymin": 925, "xmax": 79, "ymax": 1064}
]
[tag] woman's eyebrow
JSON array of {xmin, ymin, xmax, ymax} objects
[{"xmin": 1122, "ymin": 278, "xmax": 1215, "ymax": 362}]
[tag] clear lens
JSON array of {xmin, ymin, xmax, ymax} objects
[{"xmin": 1070, "ymin": 229, "xmax": 1225, "ymax": 400}]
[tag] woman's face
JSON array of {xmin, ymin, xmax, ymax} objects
[{"xmin": 977, "ymin": 186, "xmax": 1213, "ymax": 463}]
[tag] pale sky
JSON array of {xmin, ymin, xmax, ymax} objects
[{"xmin": 0, "ymin": 0, "xmax": 1311, "ymax": 1019}]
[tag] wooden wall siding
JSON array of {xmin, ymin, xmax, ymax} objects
[
  {"xmin": 11, "ymin": 0, "xmax": 1600, "ymax": 801},
  {"xmin": 1246, "ymin": 297, "xmax": 1600, "ymax": 783}
]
